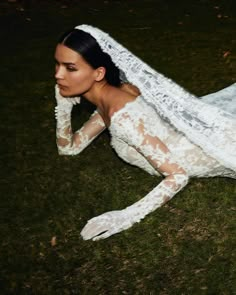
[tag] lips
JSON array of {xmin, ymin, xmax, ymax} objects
[{"xmin": 57, "ymin": 84, "xmax": 68, "ymax": 90}]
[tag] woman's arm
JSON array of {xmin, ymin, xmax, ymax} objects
[
  {"xmin": 81, "ymin": 118, "xmax": 189, "ymax": 241},
  {"xmin": 55, "ymin": 85, "xmax": 106, "ymax": 155}
]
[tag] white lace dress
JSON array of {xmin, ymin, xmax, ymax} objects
[
  {"xmin": 109, "ymin": 95, "xmax": 235, "ymax": 179},
  {"xmin": 55, "ymin": 84, "xmax": 236, "ymax": 240}
]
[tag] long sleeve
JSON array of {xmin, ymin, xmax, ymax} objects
[
  {"xmin": 123, "ymin": 120, "xmax": 189, "ymax": 222},
  {"xmin": 55, "ymin": 85, "xmax": 106, "ymax": 155},
  {"xmin": 81, "ymin": 112, "xmax": 189, "ymax": 241},
  {"xmin": 124, "ymin": 175, "xmax": 188, "ymax": 221}
]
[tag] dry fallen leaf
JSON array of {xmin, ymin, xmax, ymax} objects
[
  {"xmin": 51, "ymin": 236, "xmax": 57, "ymax": 247},
  {"xmin": 223, "ymin": 51, "xmax": 231, "ymax": 58}
]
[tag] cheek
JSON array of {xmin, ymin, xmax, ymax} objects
[
  {"xmin": 70, "ymin": 73, "xmax": 80, "ymax": 84},
  {"xmin": 67, "ymin": 72, "xmax": 95, "ymax": 95},
  {"xmin": 65, "ymin": 72, "xmax": 82, "ymax": 88},
  {"xmin": 73, "ymin": 71, "xmax": 94, "ymax": 86}
]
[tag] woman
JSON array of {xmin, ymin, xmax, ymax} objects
[{"xmin": 54, "ymin": 25, "xmax": 236, "ymax": 241}]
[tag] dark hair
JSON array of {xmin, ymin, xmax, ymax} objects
[{"xmin": 58, "ymin": 29, "xmax": 121, "ymax": 87}]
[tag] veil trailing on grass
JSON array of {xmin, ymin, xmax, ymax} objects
[{"xmin": 76, "ymin": 25, "xmax": 236, "ymax": 172}]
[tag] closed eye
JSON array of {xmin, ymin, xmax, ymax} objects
[{"xmin": 66, "ymin": 66, "xmax": 77, "ymax": 72}]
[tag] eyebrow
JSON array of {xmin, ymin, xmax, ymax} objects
[{"xmin": 54, "ymin": 58, "xmax": 77, "ymax": 66}]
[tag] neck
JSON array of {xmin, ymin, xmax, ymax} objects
[{"xmin": 83, "ymin": 80, "xmax": 116, "ymax": 110}]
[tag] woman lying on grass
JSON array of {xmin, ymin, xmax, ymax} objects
[{"xmin": 54, "ymin": 25, "xmax": 236, "ymax": 241}]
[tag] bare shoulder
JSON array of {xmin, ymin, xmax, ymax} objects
[{"xmin": 119, "ymin": 83, "xmax": 141, "ymax": 97}]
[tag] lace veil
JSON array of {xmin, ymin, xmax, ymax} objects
[{"xmin": 76, "ymin": 24, "xmax": 236, "ymax": 172}]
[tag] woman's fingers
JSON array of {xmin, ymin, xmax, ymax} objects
[
  {"xmin": 81, "ymin": 210, "xmax": 127, "ymax": 240},
  {"xmin": 81, "ymin": 219, "xmax": 110, "ymax": 240},
  {"xmin": 66, "ymin": 97, "xmax": 81, "ymax": 105},
  {"xmin": 92, "ymin": 230, "xmax": 113, "ymax": 241}
]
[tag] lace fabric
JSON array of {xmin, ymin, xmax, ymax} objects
[
  {"xmin": 54, "ymin": 26, "xmax": 236, "ymax": 240},
  {"xmin": 76, "ymin": 25, "xmax": 236, "ymax": 172},
  {"xmin": 109, "ymin": 96, "xmax": 235, "ymax": 179},
  {"xmin": 201, "ymin": 83, "xmax": 236, "ymax": 115},
  {"xmin": 55, "ymin": 87, "xmax": 235, "ymax": 240},
  {"xmin": 55, "ymin": 85, "xmax": 105, "ymax": 155}
]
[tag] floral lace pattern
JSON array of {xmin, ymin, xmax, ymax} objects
[
  {"xmin": 109, "ymin": 96, "xmax": 235, "ymax": 179},
  {"xmin": 55, "ymin": 86, "xmax": 235, "ymax": 240},
  {"xmin": 55, "ymin": 85, "xmax": 105, "ymax": 156},
  {"xmin": 55, "ymin": 24, "xmax": 236, "ymax": 239},
  {"xmin": 80, "ymin": 95, "xmax": 235, "ymax": 240},
  {"xmin": 77, "ymin": 25, "xmax": 236, "ymax": 171}
]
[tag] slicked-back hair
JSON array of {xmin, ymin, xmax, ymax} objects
[{"xmin": 58, "ymin": 29, "xmax": 121, "ymax": 87}]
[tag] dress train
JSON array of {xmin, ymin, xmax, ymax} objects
[{"xmin": 201, "ymin": 83, "xmax": 236, "ymax": 116}]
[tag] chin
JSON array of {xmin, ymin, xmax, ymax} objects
[
  {"xmin": 60, "ymin": 88, "xmax": 81, "ymax": 98},
  {"xmin": 59, "ymin": 88, "xmax": 71, "ymax": 97}
]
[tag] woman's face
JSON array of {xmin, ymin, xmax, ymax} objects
[{"xmin": 54, "ymin": 44, "xmax": 98, "ymax": 97}]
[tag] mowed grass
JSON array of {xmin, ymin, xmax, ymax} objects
[{"xmin": 0, "ymin": 0, "xmax": 235, "ymax": 294}]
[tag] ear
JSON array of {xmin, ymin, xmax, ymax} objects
[{"xmin": 95, "ymin": 67, "xmax": 106, "ymax": 82}]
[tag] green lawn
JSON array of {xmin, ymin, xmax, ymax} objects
[{"xmin": 0, "ymin": 0, "xmax": 235, "ymax": 294}]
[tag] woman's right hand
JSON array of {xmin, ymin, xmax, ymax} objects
[{"xmin": 55, "ymin": 84, "xmax": 81, "ymax": 107}]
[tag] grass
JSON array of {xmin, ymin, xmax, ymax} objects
[{"xmin": 0, "ymin": 0, "xmax": 236, "ymax": 294}]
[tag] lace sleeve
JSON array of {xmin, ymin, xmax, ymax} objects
[
  {"xmin": 56, "ymin": 110, "xmax": 106, "ymax": 156},
  {"xmin": 55, "ymin": 89, "xmax": 106, "ymax": 155},
  {"xmin": 80, "ymin": 114, "xmax": 189, "ymax": 240},
  {"xmin": 119, "ymin": 116, "xmax": 189, "ymax": 221}
]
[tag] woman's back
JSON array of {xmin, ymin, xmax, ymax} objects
[{"xmin": 109, "ymin": 95, "xmax": 236, "ymax": 179}]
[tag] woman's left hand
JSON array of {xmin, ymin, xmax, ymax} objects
[{"xmin": 80, "ymin": 210, "xmax": 134, "ymax": 241}]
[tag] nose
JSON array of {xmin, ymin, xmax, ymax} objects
[{"xmin": 55, "ymin": 65, "xmax": 64, "ymax": 80}]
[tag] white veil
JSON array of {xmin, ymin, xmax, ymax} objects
[{"xmin": 76, "ymin": 24, "xmax": 236, "ymax": 172}]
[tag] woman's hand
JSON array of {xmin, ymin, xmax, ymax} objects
[
  {"xmin": 80, "ymin": 210, "xmax": 134, "ymax": 241},
  {"xmin": 55, "ymin": 84, "xmax": 81, "ymax": 120},
  {"xmin": 55, "ymin": 84, "xmax": 81, "ymax": 107}
]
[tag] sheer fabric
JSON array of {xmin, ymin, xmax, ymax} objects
[
  {"xmin": 55, "ymin": 85, "xmax": 105, "ymax": 155},
  {"xmin": 201, "ymin": 83, "xmax": 236, "ymax": 116},
  {"xmin": 55, "ymin": 24, "xmax": 236, "ymax": 240},
  {"xmin": 55, "ymin": 84, "xmax": 236, "ymax": 240},
  {"xmin": 76, "ymin": 25, "xmax": 236, "ymax": 172}
]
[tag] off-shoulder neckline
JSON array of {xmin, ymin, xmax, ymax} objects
[{"xmin": 108, "ymin": 95, "xmax": 142, "ymax": 129}]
